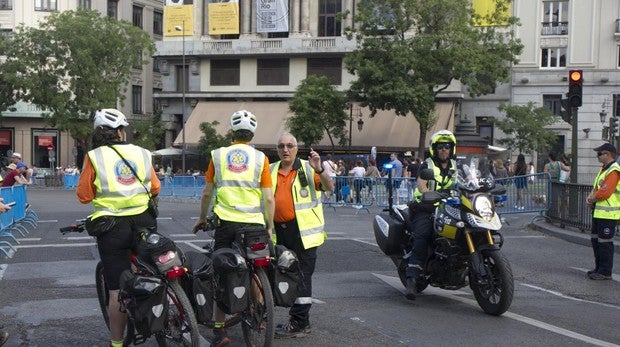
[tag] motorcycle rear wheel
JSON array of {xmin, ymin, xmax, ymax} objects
[
  {"xmin": 241, "ymin": 267, "xmax": 275, "ymax": 347},
  {"xmin": 470, "ymin": 251, "xmax": 514, "ymax": 316}
]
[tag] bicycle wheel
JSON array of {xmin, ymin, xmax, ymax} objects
[
  {"xmin": 95, "ymin": 262, "xmax": 134, "ymax": 346},
  {"xmin": 241, "ymin": 268, "xmax": 274, "ymax": 347},
  {"xmin": 155, "ymin": 280, "xmax": 200, "ymax": 347}
]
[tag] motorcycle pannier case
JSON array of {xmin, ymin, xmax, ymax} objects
[
  {"xmin": 183, "ymin": 251, "xmax": 215, "ymax": 324},
  {"xmin": 211, "ymin": 248, "xmax": 250, "ymax": 314},
  {"xmin": 373, "ymin": 212, "xmax": 408, "ymax": 255},
  {"xmin": 271, "ymin": 245, "xmax": 300, "ymax": 307},
  {"xmin": 118, "ymin": 269, "xmax": 168, "ymax": 337}
]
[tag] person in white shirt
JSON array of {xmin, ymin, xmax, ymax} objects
[{"xmin": 348, "ymin": 159, "xmax": 366, "ymax": 204}]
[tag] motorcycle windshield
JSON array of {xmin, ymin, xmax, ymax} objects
[{"xmin": 456, "ymin": 157, "xmax": 495, "ymax": 192}]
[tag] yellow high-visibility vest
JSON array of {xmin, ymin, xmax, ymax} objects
[{"xmin": 593, "ymin": 162, "xmax": 620, "ymax": 220}]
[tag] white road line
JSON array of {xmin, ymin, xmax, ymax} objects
[
  {"xmin": 16, "ymin": 238, "xmax": 41, "ymax": 242},
  {"xmin": 373, "ymin": 273, "xmax": 620, "ymax": 347},
  {"xmin": 570, "ymin": 266, "xmax": 618, "ymax": 281},
  {"xmin": 520, "ymin": 282, "xmax": 620, "ymax": 310},
  {"xmin": 37, "ymin": 220, "xmax": 58, "ymax": 223},
  {"xmin": 170, "ymin": 234, "xmax": 197, "ymax": 237},
  {"xmin": 15, "ymin": 243, "xmax": 96, "ymax": 249},
  {"xmin": 156, "ymin": 217, "xmax": 172, "ymax": 220},
  {"xmin": 65, "ymin": 236, "xmax": 93, "ymax": 241}
]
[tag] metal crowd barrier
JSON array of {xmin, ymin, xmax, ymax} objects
[
  {"xmin": 158, "ymin": 175, "xmax": 204, "ymax": 198},
  {"xmin": 0, "ymin": 185, "xmax": 38, "ymax": 258},
  {"xmin": 493, "ymin": 173, "xmax": 551, "ymax": 218}
]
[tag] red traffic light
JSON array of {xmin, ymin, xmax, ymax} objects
[{"xmin": 569, "ymin": 70, "xmax": 582, "ymax": 83}]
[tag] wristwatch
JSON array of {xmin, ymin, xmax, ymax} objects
[{"xmin": 316, "ymin": 167, "xmax": 324, "ymax": 174}]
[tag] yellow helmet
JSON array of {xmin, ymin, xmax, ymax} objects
[{"xmin": 429, "ymin": 130, "xmax": 456, "ymax": 157}]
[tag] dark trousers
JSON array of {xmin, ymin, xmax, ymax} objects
[
  {"xmin": 275, "ymin": 220, "xmax": 317, "ymax": 326},
  {"xmin": 591, "ymin": 217, "xmax": 616, "ymax": 276},
  {"xmin": 406, "ymin": 210, "xmax": 434, "ymax": 279}
]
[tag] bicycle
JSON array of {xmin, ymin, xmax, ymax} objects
[
  {"xmin": 186, "ymin": 223, "xmax": 275, "ymax": 346},
  {"xmin": 60, "ymin": 220, "xmax": 200, "ymax": 347}
]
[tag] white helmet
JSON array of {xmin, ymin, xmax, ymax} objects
[
  {"xmin": 230, "ymin": 110, "xmax": 257, "ymax": 133},
  {"xmin": 93, "ymin": 108, "xmax": 129, "ymax": 129}
]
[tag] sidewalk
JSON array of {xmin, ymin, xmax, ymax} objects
[{"xmin": 529, "ymin": 219, "xmax": 620, "ymax": 254}]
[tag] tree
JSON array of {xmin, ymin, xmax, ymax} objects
[
  {"xmin": 197, "ymin": 121, "xmax": 232, "ymax": 162},
  {"xmin": 493, "ymin": 102, "xmax": 559, "ymax": 154},
  {"xmin": 287, "ymin": 75, "xmax": 349, "ymax": 149},
  {"xmin": 131, "ymin": 109, "xmax": 166, "ymax": 150},
  {"xmin": 1, "ymin": 9, "xmax": 155, "ymax": 142},
  {"xmin": 0, "ymin": 30, "xmax": 17, "ymax": 116},
  {"xmin": 344, "ymin": 0, "xmax": 523, "ymax": 157}
]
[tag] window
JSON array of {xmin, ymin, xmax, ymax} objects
[
  {"xmin": 268, "ymin": 32, "xmax": 289, "ymax": 38},
  {"xmin": 307, "ymin": 58, "xmax": 342, "ymax": 85},
  {"xmin": 176, "ymin": 65, "xmax": 189, "ymax": 92},
  {"xmin": 614, "ymin": 94, "xmax": 620, "ymax": 118},
  {"xmin": 107, "ymin": 0, "xmax": 118, "ymax": 19},
  {"xmin": 543, "ymin": 94, "xmax": 563, "ymax": 116},
  {"xmin": 541, "ymin": 1, "xmax": 568, "ymax": 35},
  {"xmin": 32, "ymin": 129, "xmax": 59, "ymax": 168},
  {"xmin": 77, "ymin": 0, "xmax": 91, "ymax": 9},
  {"xmin": 0, "ymin": 29, "xmax": 12, "ymax": 39},
  {"xmin": 35, "ymin": 0, "xmax": 57, "ymax": 11},
  {"xmin": 153, "ymin": 88, "xmax": 162, "ymax": 111},
  {"xmin": 153, "ymin": 11, "xmax": 163, "ymax": 35},
  {"xmin": 132, "ymin": 85, "xmax": 143, "ymax": 114},
  {"xmin": 210, "ymin": 60, "xmax": 240, "ymax": 86},
  {"xmin": 0, "ymin": 0, "xmax": 12, "ymax": 10},
  {"xmin": 541, "ymin": 48, "xmax": 566, "ymax": 68},
  {"xmin": 133, "ymin": 49, "xmax": 143, "ymax": 69},
  {"xmin": 318, "ymin": 0, "xmax": 342, "ymax": 37},
  {"xmin": 133, "ymin": 5, "xmax": 143, "ymax": 28},
  {"xmin": 257, "ymin": 59, "xmax": 289, "ymax": 85},
  {"xmin": 618, "ymin": 46, "xmax": 620, "ymax": 68}
]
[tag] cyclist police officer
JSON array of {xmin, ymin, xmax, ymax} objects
[
  {"xmin": 193, "ymin": 110, "xmax": 275, "ymax": 347},
  {"xmin": 405, "ymin": 130, "xmax": 458, "ymax": 300},
  {"xmin": 77, "ymin": 109, "xmax": 160, "ymax": 347}
]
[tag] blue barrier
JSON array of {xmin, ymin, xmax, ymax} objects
[
  {"xmin": 0, "ymin": 186, "xmax": 38, "ymax": 258},
  {"xmin": 63, "ymin": 174, "xmax": 79, "ymax": 189}
]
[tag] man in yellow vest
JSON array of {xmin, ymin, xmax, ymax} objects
[
  {"xmin": 269, "ymin": 133, "xmax": 334, "ymax": 338},
  {"xmin": 77, "ymin": 109, "xmax": 160, "ymax": 347},
  {"xmin": 586, "ymin": 142, "xmax": 619, "ymax": 280},
  {"xmin": 193, "ymin": 110, "xmax": 275, "ymax": 347}
]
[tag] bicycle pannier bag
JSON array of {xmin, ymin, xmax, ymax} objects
[
  {"xmin": 118, "ymin": 269, "xmax": 168, "ymax": 337},
  {"xmin": 212, "ymin": 248, "xmax": 249, "ymax": 314},
  {"xmin": 183, "ymin": 251, "xmax": 215, "ymax": 324},
  {"xmin": 272, "ymin": 245, "xmax": 300, "ymax": 307}
]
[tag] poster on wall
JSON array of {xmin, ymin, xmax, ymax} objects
[
  {"xmin": 208, "ymin": 0, "xmax": 240, "ymax": 35},
  {"xmin": 256, "ymin": 0, "xmax": 289, "ymax": 33},
  {"xmin": 0, "ymin": 130, "xmax": 11, "ymax": 146},
  {"xmin": 164, "ymin": 0, "xmax": 194, "ymax": 36}
]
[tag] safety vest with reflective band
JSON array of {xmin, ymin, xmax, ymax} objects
[
  {"xmin": 270, "ymin": 159, "xmax": 326, "ymax": 250},
  {"xmin": 88, "ymin": 144, "xmax": 152, "ymax": 220},
  {"xmin": 212, "ymin": 144, "xmax": 266, "ymax": 225},
  {"xmin": 592, "ymin": 162, "xmax": 620, "ymax": 220},
  {"xmin": 413, "ymin": 157, "xmax": 457, "ymax": 203}
]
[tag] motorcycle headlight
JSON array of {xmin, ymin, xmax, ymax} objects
[{"xmin": 473, "ymin": 195, "xmax": 494, "ymax": 222}]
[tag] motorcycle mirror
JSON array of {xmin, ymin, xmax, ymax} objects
[
  {"xmin": 421, "ymin": 191, "xmax": 443, "ymax": 204},
  {"xmin": 420, "ymin": 168, "xmax": 434, "ymax": 180}
]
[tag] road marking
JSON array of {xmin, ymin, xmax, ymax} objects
[
  {"xmin": 169, "ymin": 234, "xmax": 197, "ymax": 237},
  {"xmin": 156, "ymin": 217, "xmax": 172, "ymax": 220},
  {"xmin": 15, "ymin": 243, "xmax": 96, "ymax": 249},
  {"xmin": 65, "ymin": 237, "xmax": 92, "ymax": 241},
  {"xmin": 570, "ymin": 266, "xmax": 618, "ymax": 281},
  {"xmin": 16, "ymin": 238, "xmax": 41, "ymax": 242},
  {"xmin": 520, "ymin": 282, "xmax": 620, "ymax": 310},
  {"xmin": 37, "ymin": 220, "xmax": 58, "ymax": 223},
  {"xmin": 373, "ymin": 273, "xmax": 620, "ymax": 347},
  {"xmin": 0, "ymin": 264, "xmax": 7, "ymax": 280}
]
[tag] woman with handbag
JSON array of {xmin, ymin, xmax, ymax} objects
[{"xmin": 76, "ymin": 109, "xmax": 161, "ymax": 347}]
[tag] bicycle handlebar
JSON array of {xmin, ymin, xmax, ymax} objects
[{"xmin": 59, "ymin": 219, "xmax": 86, "ymax": 235}]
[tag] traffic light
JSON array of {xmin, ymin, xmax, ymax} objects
[
  {"xmin": 567, "ymin": 70, "xmax": 583, "ymax": 107},
  {"xmin": 610, "ymin": 117, "xmax": 618, "ymax": 136}
]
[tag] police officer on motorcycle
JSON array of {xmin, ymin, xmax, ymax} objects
[{"xmin": 405, "ymin": 130, "xmax": 458, "ymax": 300}]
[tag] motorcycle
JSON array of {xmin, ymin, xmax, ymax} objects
[{"xmin": 373, "ymin": 159, "xmax": 514, "ymax": 316}]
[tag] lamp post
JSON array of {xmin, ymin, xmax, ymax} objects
[
  {"xmin": 175, "ymin": 22, "xmax": 186, "ymax": 175},
  {"xmin": 348, "ymin": 105, "xmax": 364, "ymax": 154}
]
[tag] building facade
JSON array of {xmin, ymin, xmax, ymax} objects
[{"xmin": 0, "ymin": 0, "xmax": 162, "ymax": 173}]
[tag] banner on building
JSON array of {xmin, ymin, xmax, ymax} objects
[
  {"xmin": 208, "ymin": 0, "xmax": 240, "ymax": 35},
  {"xmin": 256, "ymin": 0, "xmax": 289, "ymax": 33},
  {"xmin": 0, "ymin": 130, "xmax": 11, "ymax": 146},
  {"xmin": 38, "ymin": 136, "xmax": 53, "ymax": 147},
  {"xmin": 164, "ymin": 1, "xmax": 194, "ymax": 37},
  {"xmin": 472, "ymin": 0, "xmax": 511, "ymax": 27}
]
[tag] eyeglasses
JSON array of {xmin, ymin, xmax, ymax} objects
[
  {"xmin": 597, "ymin": 151, "xmax": 606, "ymax": 157},
  {"xmin": 436, "ymin": 143, "xmax": 453, "ymax": 150},
  {"xmin": 277, "ymin": 143, "xmax": 297, "ymax": 150}
]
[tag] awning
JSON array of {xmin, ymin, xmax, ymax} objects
[
  {"xmin": 152, "ymin": 147, "xmax": 200, "ymax": 156},
  {"xmin": 175, "ymin": 101, "xmax": 455, "ymax": 151},
  {"xmin": 488, "ymin": 145, "xmax": 508, "ymax": 152}
]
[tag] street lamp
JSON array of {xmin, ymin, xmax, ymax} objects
[
  {"xmin": 348, "ymin": 105, "xmax": 364, "ymax": 154},
  {"xmin": 175, "ymin": 22, "xmax": 186, "ymax": 174}
]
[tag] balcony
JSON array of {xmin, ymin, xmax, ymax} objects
[
  {"xmin": 155, "ymin": 36, "xmax": 357, "ymax": 58},
  {"xmin": 541, "ymin": 22, "xmax": 568, "ymax": 36}
]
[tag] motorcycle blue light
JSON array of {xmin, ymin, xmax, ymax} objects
[{"xmin": 383, "ymin": 163, "xmax": 394, "ymax": 169}]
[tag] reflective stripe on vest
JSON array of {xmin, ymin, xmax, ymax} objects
[
  {"xmin": 270, "ymin": 159, "xmax": 326, "ymax": 249},
  {"xmin": 89, "ymin": 144, "xmax": 151, "ymax": 219},
  {"xmin": 593, "ymin": 162, "xmax": 620, "ymax": 220},
  {"xmin": 413, "ymin": 158, "xmax": 457, "ymax": 203},
  {"xmin": 212, "ymin": 145, "xmax": 265, "ymax": 224}
]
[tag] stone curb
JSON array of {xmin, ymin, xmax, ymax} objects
[{"xmin": 529, "ymin": 220, "xmax": 620, "ymax": 254}]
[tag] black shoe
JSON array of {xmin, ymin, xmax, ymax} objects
[
  {"xmin": 275, "ymin": 319, "xmax": 310, "ymax": 339},
  {"xmin": 405, "ymin": 278, "xmax": 416, "ymax": 300},
  {"xmin": 586, "ymin": 269, "xmax": 598, "ymax": 275},
  {"xmin": 210, "ymin": 328, "xmax": 231, "ymax": 347},
  {"xmin": 588, "ymin": 272, "xmax": 612, "ymax": 280}
]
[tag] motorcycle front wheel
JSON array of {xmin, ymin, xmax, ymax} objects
[
  {"xmin": 470, "ymin": 250, "xmax": 514, "ymax": 316},
  {"xmin": 155, "ymin": 280, "xmax": 200, "ymax": 347},
  {"xmin": 241, "ymin": 267, "xmax": 275, "ymax": 347}
]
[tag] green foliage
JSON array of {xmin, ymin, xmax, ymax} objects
[
  {"xmin": 0, "ymin": 33, "xmax": 17, "ymax": 116},
  {"xmin": 344, "ymin": 0, "xmax": 523, "ymax": 156},
  {"xmin": 1, "ymin": 9, "xmax": 155, "ymax": 141},
  {"xmin": 287, "ymin": 75, "xmax": 349, "ymax": 149},
  {"xmin": 131, "ymin": 109, "xmax": 166, "ymax": 150},
  {"xmin": 493, "ymin": 102, "xmax": 559, "ymax": 154},
  {"xmin": 197, "ymin": 121, "xmax": 232, "ymax": 161}
]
